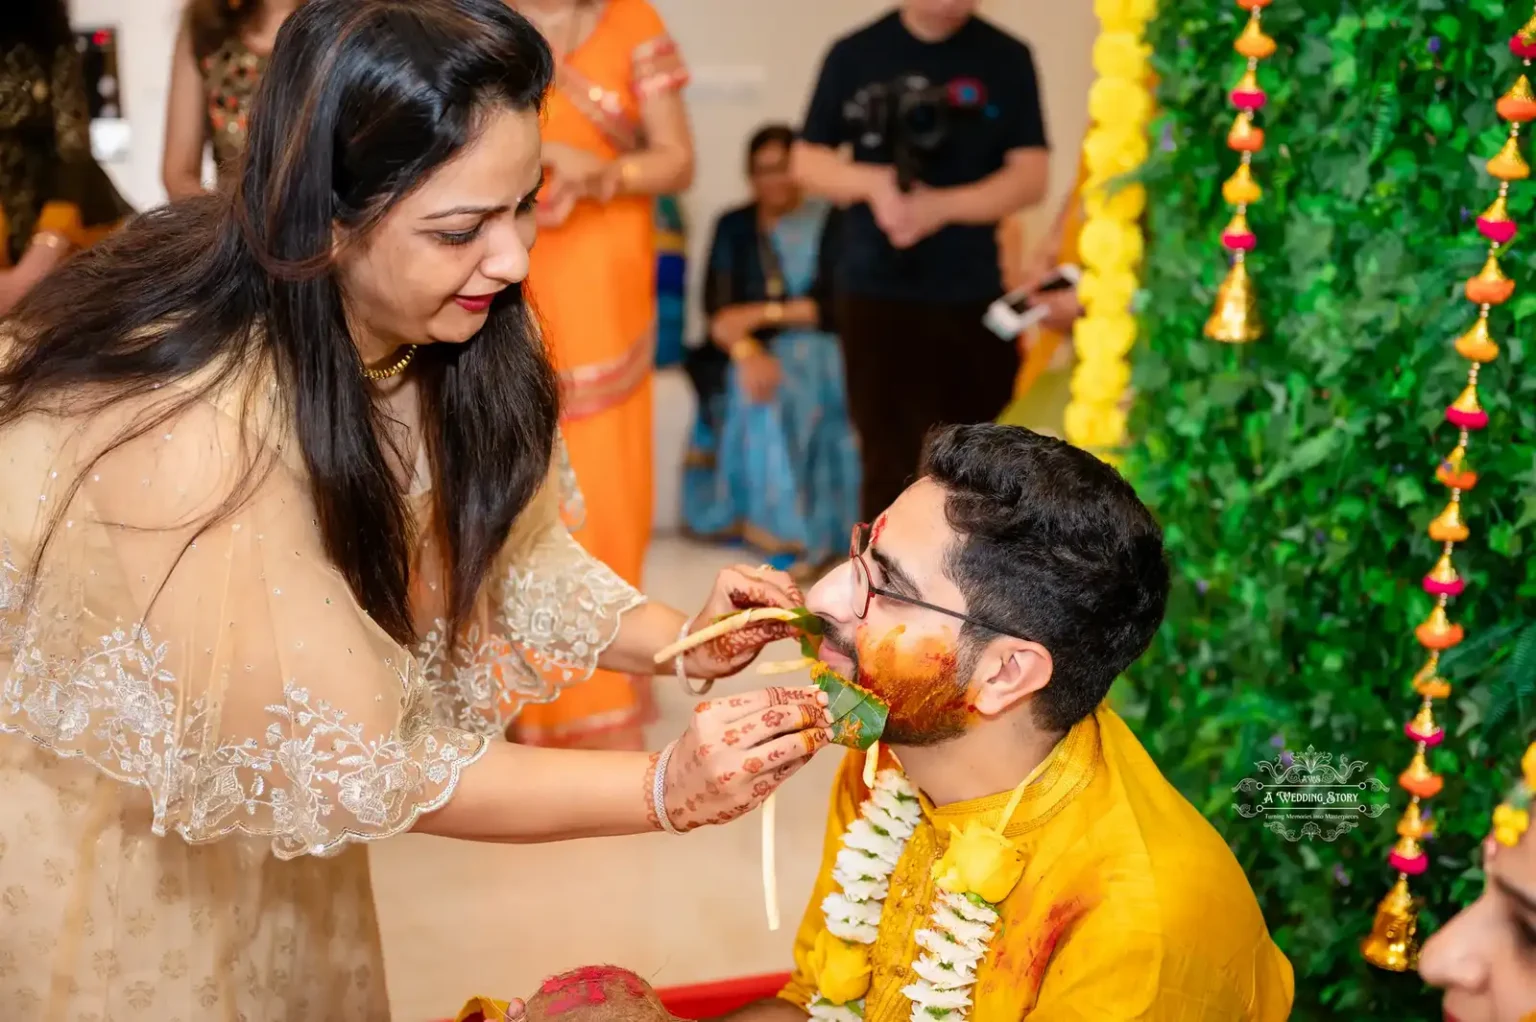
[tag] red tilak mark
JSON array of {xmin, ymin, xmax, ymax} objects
[
  {"xmin": 540, "ymin": 965, "xmax": 647, "ymax": 1014},
  {"xmin": 870, "ymin": 514, "xmax": 889, "ymax": 546}
]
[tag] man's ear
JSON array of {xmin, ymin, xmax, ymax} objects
[{"xmin": 969, "ymin": 638, "xmax": 1052, "ymax": 718}]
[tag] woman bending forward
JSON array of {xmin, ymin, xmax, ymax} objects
[{"xmin": 0, "ymin": 2, "xmax": 827, "ymax": 1018}]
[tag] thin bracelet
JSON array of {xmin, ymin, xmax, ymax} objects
[
  {"xmin": 653, "ymin": 739, "xmax": 682, "ymax": 835},
  {"xmin": 31, "ymin": 231, "xmax": 69, "ymax": 253},
  {"xmin": 675, "ymin": 615, "xmax": 713, "ymax": 696}
]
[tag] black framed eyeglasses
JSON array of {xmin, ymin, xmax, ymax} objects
[{"xmin": 848, "ymin": 523, "xmax": 1032, "ymax": 641}]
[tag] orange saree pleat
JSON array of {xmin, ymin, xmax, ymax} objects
[{"xmin": 512, "ymin": 0, "xmax": 686, "ymax": 749}]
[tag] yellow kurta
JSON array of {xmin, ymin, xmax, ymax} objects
[{"xmin": 780, "ymin": 708, "xmax": 1294, "ymax": 1021}]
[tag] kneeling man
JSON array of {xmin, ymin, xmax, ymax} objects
[{"xmin": 729, "ymin": 425, "xmax": 1293, "ymax": 1021}]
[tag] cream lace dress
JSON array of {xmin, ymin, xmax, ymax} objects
[{"xmin": 0, "ymin": 364, "xmax": 644, "ymax": 1020}]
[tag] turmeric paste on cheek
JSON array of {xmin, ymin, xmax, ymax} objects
[{"xmin": 854, "ymin": 625, "xmax": 973, "ymax": 740}]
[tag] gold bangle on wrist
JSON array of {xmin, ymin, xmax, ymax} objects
[
  {"xmin": 617, "ymin": 159, "xmax": 640, "ymax": 191},
  {"xmin": 31, "ymin": 231, "xmax": 69, "ymax": 253},
  {"xmin": 729, "ymin": 338, "xmax": 763, "ymax": 362}
]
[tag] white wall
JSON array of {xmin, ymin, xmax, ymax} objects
[{"xmin": 69, "ymin": 0, "xmax": 183, "ymax": 210}]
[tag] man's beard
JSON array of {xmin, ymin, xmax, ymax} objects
[{"xmin": 820, "ymin": 621, "xmax": 978, "ymax": 747}]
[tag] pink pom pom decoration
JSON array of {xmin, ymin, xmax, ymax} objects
[
  {"xmin": 1446, "ymin": 406, "xmax": 1490, "ymax": 430},
  {"xmin": 1389, "ymin": 849, "xmax": 1429, "ymax": 875},
  {"xmin": 1477, "ymin": 216, "xmax": 1519, "ymax": 244}
]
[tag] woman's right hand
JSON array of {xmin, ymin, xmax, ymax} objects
[
  {"xmin": 657, "ymin": 686, "xmax": 831, "ymax": 833},
  {"xmin": 737, "ymin": 350, "xmax": 782, "ymax": 404}
]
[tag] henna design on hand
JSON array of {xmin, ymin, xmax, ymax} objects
[
  {"xmin": 744, "ymin": 757, "xmax": 764, "ymax": 774},
  {"xmin": 642, "ymin": 751, "xmax": 661, "ymax": 833}
]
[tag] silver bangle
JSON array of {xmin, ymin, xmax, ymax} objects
[
  {"xmin": 675, "ymin": 615, "xmax": 713, "ymax": 695},
  {"xmin": 653, "ymin": 739, "xmax": 682, "ymax": 835}
]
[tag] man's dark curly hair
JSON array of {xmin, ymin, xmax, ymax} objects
[{"xmin": 921, "ymin": 423, "xmax": 1169, "ymax": 733}]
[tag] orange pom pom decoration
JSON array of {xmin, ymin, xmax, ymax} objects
[
  {"xmin": 1228, "ymin": 112, "xmax": 1265, "ymax": 153},
  {"xmin": 1466, "ymin": 255, "xmax": 1517, "ymax": 305},
  {"xmin": 1415, "ymin": 605, "xmax": 1465, "ymax": 651},
  {"xmin": 1498, "ymin": 75, "xmax": 1536, "ymax": 123}
]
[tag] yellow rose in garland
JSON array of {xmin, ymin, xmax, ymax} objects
[
  {"xmin": 932, "ymin": 820, "xmax": 1028, "ymax": 905},
  {"xmin": 806, "ymin": 930, "xmax": 873, "ymax": 1005}
]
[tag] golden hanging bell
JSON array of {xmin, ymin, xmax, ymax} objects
[
  {"xmin": 1481, "ymin": 192, "xmax": 1513, "ymax": 224},
  {"xmin": 1447, "ymin": 383, "xmax": 1488, "ymax": 430},
  {"xmin": 1453, "ymin": 315, "xmax": 1500, "ymax": 363},
  {"xmin": 1487, "ymin": 136, "xmax": 1531, "ymax": 180},
  {"xmin": 1233, "ymin": 67, "xmax": 1261, "ymax": 96},
  {"xmin": 1234, "ymin": 17, "xmax": 1278, "ymax": 60},
  {"xmin": 1412, "ymin": 655, "xmax": 1453, "ymax": 700},
  {"xmin": 1407, "ymin": 702, "xmax": 1444, "ymax": 746},
  {"xmin": 1397, "ymin": 799, "xmax": 1433, "ymax": 840},
  {"xmin": 1362, "ymin": 876, "xmax": 1419, "ymax": 972},
  {"xmin": 1426, "ymin": 551, "xmax": 1460, "ymax": 588},
  {"xmin": 1223, "ymin": 210, "xmax": 1253, "ymax": 237},
  {"xmin": 1427, "ymin": 500, "xmax": 1469, "ymax": 543},
  {"xmin": 1504, "ymin": 74, "xmax": 1535, "ymax": 105},
  {"xmin": 1227, "ymin": 111, "xmax": 1264, "ymax": 151},
  {"xmin": 1204, "ymin": 260, "xmax": 1263, "ymax": 343},
  {"xmin": 1522, "ymin": 10, "xmax": 1536, "ymax": 46}
]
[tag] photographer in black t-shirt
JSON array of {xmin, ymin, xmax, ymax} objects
[{"xmin": 794, "ymin": 0, "xmax": 1049, "ymax": 519}]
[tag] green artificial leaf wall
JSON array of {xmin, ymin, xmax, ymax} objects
[{"xmin": 1122, "ymin": 0, "xmax": 1536, "ymax": 1014}]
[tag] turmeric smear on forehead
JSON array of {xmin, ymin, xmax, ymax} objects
[{"xmin": 855, "ymin": 625, "xmax": 972, "ymax": 733}]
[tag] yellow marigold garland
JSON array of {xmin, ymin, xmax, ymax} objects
[
  {"xmin": 1064, "ymin": 0, "xmax": 1155, "ymax": 462},
  {"xmin": 1361, "ymin": 5, "xmax": 1536, "ymax": 974}
]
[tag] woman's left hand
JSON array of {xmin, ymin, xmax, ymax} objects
[
  {"xmin": 541, "ymin": 142, "xmax": 613, "ymax": 199},
  {"xmin": 680, "ymin": 565, "xmax": 806, "ymax": 680}
]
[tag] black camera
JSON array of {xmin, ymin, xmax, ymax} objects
[{"xmin": 843, "ymin": 75, "xmax": 987, "ymax": 191}]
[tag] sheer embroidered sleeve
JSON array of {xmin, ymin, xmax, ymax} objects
[
  {"xmin": 419, "ymin": 437, "xmax": 645, "ymax": 736},
  {"xmin": 0, "ymin": 389, "xmax": 487, "ymax": 859},
  {"xmin": 628, "ymin": 2, "xmax": 689, "ymax": 99}
]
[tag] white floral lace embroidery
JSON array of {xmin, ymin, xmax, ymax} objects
[
  {"xmin": 0, "ymin": 543, "xmax": 487, "ymax": 860},
  {"xmin": 417, "ymin": 524, "xmax": 645, "ymax": 735}
]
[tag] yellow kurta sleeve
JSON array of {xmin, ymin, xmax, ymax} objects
[
  {"xmin": 778, "ymin": 751, "xmax": 865, "ymax": 1010},
  {"xmin": 1, "ymin": 387, "xmax": 487, "ymax": 859}
]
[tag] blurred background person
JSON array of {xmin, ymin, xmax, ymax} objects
[
  {"xmin": 509, "ymin": 0, "xmax": 694, "ymax": 751},
  {"xmin": 161, "ymin": 0, "xmax": 301, "ymax": 198},
  {"xmin": 0, "ymin": 0, "xmax": 131, "ymax": 313},
  {"xmin": 793, "ymin": 0, "xmax": 1050, "ymax": 520},
  {"xmin": 681, "ymin": 125, "xmax": 856, "ymax": 583}
]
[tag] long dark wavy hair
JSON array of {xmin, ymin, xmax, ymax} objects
[{"xmin": 0, "ymin": 0, "xmax": 560, "ymax": 646}]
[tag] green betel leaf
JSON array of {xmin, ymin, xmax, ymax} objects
[
  {"xmin": 790, "ymin": 608, "xmax": 826, "ymax": 659},
  {"xmin": 813, "ymin": 663, "xmax": 888, "ymax": 751}
]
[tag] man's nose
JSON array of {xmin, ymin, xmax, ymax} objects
[{"xmin": 806, "ymin": 558, "xmax": 854, "ymax": 622}]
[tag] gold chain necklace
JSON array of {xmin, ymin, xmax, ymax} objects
[{"xmin": 362, "ymin": 344, "xmax": 418, "ymax": 381}]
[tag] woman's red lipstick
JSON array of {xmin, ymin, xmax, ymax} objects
[{"xmin": 454, "ymin": 293, "xmax": 495, "ymax": 313}]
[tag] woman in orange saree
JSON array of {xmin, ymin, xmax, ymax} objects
[{"xmin": 510, "ymin": 0, "xmax": 693, "ymax": 749}]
